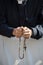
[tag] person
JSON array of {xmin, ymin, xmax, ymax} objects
[
  {"xmin": 0, "ymin": 1, "xmax": 43, "ymax": 65},
  {"xmin": 0, "ymin": 0, "xmax": 43, "ymax": 40}
]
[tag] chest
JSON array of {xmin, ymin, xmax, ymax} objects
[{"xmin": 6, "ymin": 0, "xmax": 40, "ymax": 27}]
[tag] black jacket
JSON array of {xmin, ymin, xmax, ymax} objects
[{"xmin": 0, "ymin": 0, "xmax": 43, "ymax": 39}]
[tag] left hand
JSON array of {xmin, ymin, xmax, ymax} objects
[
  {"xmin": 12, "ymin": 27, "xmax": 23, "ymax": 38},
  {"xmin": 22, "ymin": 27, "xmax": 32, "ymax": 39}
]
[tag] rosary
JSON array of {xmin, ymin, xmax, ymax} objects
[{"xmin": 19, "ymin": 38, "xmax": 27, "ymax": 59}]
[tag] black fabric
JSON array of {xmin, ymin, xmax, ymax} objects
[{"xmin": 0, "ymin": 0, "xmax": 43, "ymax": 39}]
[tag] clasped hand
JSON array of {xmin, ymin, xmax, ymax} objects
[{"xmin": 12, "ymin": 27, "xmax": 32, "ymax": 39}]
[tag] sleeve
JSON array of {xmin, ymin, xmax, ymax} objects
[
  {"xmin": 0, "ymin": 1, "xmax": 14, "ymax": 37},
  {"xmin": 31, "ymin": 1, "xmax": 43, "ymax": 39},
  {"xmin": 0, "ymin": 17, "xmax": 14, "ymax": 38},
  {"xmin": 31, "ymin": 25, "xmax": 43, "ymax": 39}
]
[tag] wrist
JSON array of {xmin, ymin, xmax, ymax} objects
[
  {"xmin": 30, "ymin": 30, "xmax": 32, "ymax": 37},
  {"xmin": 12, "ymin": 28, "xmax": 16, "ymax": 36}
]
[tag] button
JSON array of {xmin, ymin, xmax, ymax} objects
[{"xmin": 26, "ymin": 17, "xmax": 28, "ymax": 21}]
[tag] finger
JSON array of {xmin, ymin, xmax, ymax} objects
[
  {"xmin": 17, "ymin": 28, "xmax": 23, "ymax": 32},
  {"xmin": 23, "ymin": 31, "xmax": 29, "ymax": 34},
  {"xmin": 16, "ymin": 34, "xmax": 22, "ymax": 38},
  {"xmin": 23, "ymin": 34, "xmax": 30, "ymax": 37},
  {"xmin": 20, "ymin": 26, "xmax": 23, "ymax": 28},
  {"xmin": 17, "ymin": 27, "xmax": 21, "ymax": 29},
  {"xmin": 23, "ymin": 34, "xmax": 29, "ymax": 37},
  {"xmin": 23, "ymin": 32, "xmax": 31, "ymax": 38}
]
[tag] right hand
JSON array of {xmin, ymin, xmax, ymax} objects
[
  {"xmin": 12, "ymin": 27, "xmax": 23, "ymax": 38},
  {"xmin": 21, "ymin": 27, "xmax": 32, "ymax": 39}
]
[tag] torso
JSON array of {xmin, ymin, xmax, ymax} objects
[{"xmin": 5, "ymin": 0, "xmax": 42, "ymax": 28}]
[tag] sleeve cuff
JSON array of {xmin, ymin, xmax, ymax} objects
[{"xmin": 31, "ymin": 28, "xmax": 37, "ymax": 38}]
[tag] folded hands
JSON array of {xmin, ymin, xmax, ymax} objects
[{"xmin": 12, "ymin": 26, "xmax": 32, "ymax": 39}]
